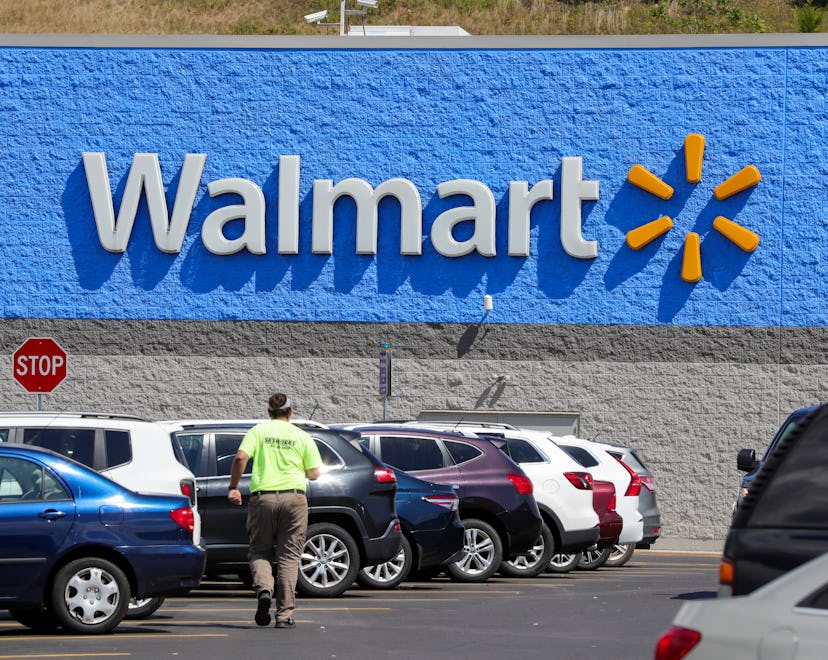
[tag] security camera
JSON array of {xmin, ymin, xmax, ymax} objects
[
  {"xmin": 304, "ymin": 9, "xmax": 328, "ymax": 22},
  {"xmin": 357, "ymin": 0, "xmax": 378, "ymax": 7}
]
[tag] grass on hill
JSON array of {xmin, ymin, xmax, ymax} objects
[{"xmin": 0, "ymin": 0, "xmax": 823, "ymax": 36}]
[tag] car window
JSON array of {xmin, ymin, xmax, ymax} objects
[
  {"xmin": 0, "ymin": 457, "xmax": 69, "ymax": 502},
  {"xmin": 798, "ymin": 583, "xmax": 828, "ymax": 610},
  {"xmin": 506, "ymin": 438, "xmax": 546, "ymax": 464},
  {"xmin": 0, "ymin": 458, "xmax": 24, "ymax": 498},
  {"xmin": 177, "ymin": 433, "xmax": 205, "ymax": 474},
  {"xmin": 748, "ymin": 417, "xmax": 828, "ymax": 529},
  {"xmin": 0, "ymin": 429, "xmax": 9, "ymax": 442},
  {"xmin": 444, "ymin": 439, "xmax": 483, "ymax": 465},
  {"xmin": 558, "ymin": 444, "xmax": 599, "ymax": 468},
  {"xmin": 215, "ymin": 433, "xmax": 251, "ymax": 477},
  {"xmin": 313, "ymin": 438, "xmax": 344, "ymax": 469},
  {"xmin": 379, "ymin": 435, "xmax": 445, "ymax": 471},
  {"xmin": 104, "ymin": 430, "xmax": 131, "ymax": 468},
  {"xmin": 22, "ymin": 428, "xmax": 95, "ymax": 468}
]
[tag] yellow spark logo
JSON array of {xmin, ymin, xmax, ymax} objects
[{"xmin": 625, "ymin": 133, "xmax": 761, "ymax": 283}]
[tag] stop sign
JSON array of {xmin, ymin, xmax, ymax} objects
[{"xmin": 13, "ymin": 337, "xmax": 68, "ymax": 393}]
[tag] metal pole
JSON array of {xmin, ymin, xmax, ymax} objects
[
  {"xmin": 36, "ymin": 393, "xmax": 42, "ymax": 411},
  {"xmin": 340, "ymin": 0, "xmax": 346, "ymax": 36}
]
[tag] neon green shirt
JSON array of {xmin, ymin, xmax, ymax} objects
[{"xmin": 238, "ymin": 420, "xmax": 322, "ymax": 493}]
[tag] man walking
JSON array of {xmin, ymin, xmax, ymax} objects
[{"xmin": 227, "ymin": 393, "xmax": 322, "ymax": 629}]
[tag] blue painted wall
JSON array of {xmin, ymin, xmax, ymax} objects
[{"xmin": 0, "ymin": 44, "xmax": 825, "ymax": 326}]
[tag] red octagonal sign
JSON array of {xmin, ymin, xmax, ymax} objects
[{"xmin": 13, "ymin": 337, "xmax": 68, "ymax": 393}]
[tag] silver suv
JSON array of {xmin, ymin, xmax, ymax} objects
[{"xmin": 0, "ymin": 411, "xmax": 202, "ymax": 618}]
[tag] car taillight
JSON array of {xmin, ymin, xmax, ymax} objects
[
  {"xmin": 612, "ymin": 456, "xmax": 642, "ymax": 496},
  {"xmin": 170, "ymin": 507, "xmax": 195, "ymax": 532},
  {"xmin": 507, "ymin": 473, "xmax": 533, "ymax": 495},
  {"xmin": 422, "ymin": 494, "xmax": 460, "ymax": 511},
  {"xmin": 564, "ymin": 471, "xmax": 594, "ymax": 490},
  {"xmin": 654, "ymin": 626, "xmax": 701, "ymax": 660},
  {"xmin": 180, "ymin": 479, "xmax": 196, "ymax": 505},
  {"xmin": 374, "ymin": 468, "xmax": 397, "ymax": 483},
  {"xmin": 719, "ymin": 557, "xmax": 734, "ymax": 587},
  {"xmin": 608, "ymin": 493, "xmax": 616, "ymax": 511},
  {"xmin": 639, "ymin": 475, "xmax": 656, "ymax": 492}
]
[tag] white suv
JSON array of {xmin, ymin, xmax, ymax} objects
[
  {"xmin": 553, "ymin": 436, "xmax": 643, "ymax": 547},
  {"xmin": 0, "ymin": 411, "xmax": 202, "ymax": 618},
  {"xmin": 401, "ymin": 422, "xmax": 601, "ymax": 577}
]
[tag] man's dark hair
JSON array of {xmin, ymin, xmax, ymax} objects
[{"xmin": 268, "ymin": 393, "xmax": 292, "ymax": 418}]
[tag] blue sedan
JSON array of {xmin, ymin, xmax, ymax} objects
[
  {"xmin": 0, "ymin": 443, "xmax": 205, "ymax": 634},
  {"xmin": 357, "ymin": 468, "xmax": 464, "ymax": 589}
]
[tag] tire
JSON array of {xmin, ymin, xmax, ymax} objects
[
  {"xmin": 357, "ymin": 535, "xmax": 413, "ymax": 590},
  {"xmin": 297, "ymin": 522, "xmax": 360, "ymax": 597},
  {"xmin": 577, "ymin": 547, "xmax": 611, "ymax": 570},
  {"xmin": 499, "ymin": 521, "xmax": 555, "ymax": 578},
  {"xmin": 124, "ymin": 596, "xmax": 165, "ymax": 619},
  {"xmin": 445, "ymin": 518, "xmax": 503, "ymax": 583},
  {"xmin": 8, "ymin": 607, "xmax": 59, "ymax": 632},
  {"xmin": 50, "ymin": 557, "xmax": 130, "ymax": 634},
  {"xmin": 547, "ymin": 553, "xmax": 579, "ymax": 573},
  {"xmin": 604, "ymin": 543, "xmax": 635, "ymax": 568}
]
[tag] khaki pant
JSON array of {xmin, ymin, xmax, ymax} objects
[{"xmin": 247, "ymin": 492, "xmax": 308, "ymax": 622}]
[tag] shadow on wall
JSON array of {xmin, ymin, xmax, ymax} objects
[{"xmin": 63, "ymin": 155, "xmax": 755, "ymax": 318}]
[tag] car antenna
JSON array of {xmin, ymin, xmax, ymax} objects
[
  {"xmin": 308, "ymin": 403, "xmax": 319, "ymax": 421},
  {"xmin": 452, "ymin": 416, "xmax": 465, "ymax": 431}
]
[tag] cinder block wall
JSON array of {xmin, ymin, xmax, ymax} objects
[
  {"xmin": 1, "ymin": 36, "xmax": 827, "ymax": 542},
  {"xmin": 2, "ymin": 319, "xmax": 824, "ymax": 541}
]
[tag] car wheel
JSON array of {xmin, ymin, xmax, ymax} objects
[
  {"xmin": 298, "ymin": 522, "xmax": 360, "ymax": 597},
  {"xmin": 445, "ymin": 518, "xmax": 503, "ymax": 583},
  {"xmin": 357, "ymin": 535, "xmax": 413, "ymax": 590},
  {"xmin": 124, "ymin": 596, "xmax": 165, "ymax": 619},
  {"xmin": 604, "ymin": 543, "xmax": 635, "ymax": 567},
  {"xmin": 499, "ymin": 521, "xmax": 555, "ymax": 578},
  {"xmin": 50, "ymin": 557, "xmax": 130, "ymax": 634},
  {"xmin": 8, "ymin": 607, "xmax": 59, "ymax": 632},
  {"xmin": 547, "ymin": 553, "xmax": 579, "ymax": 573},
  {"xmin": 577, "ymin": 547, "xmax": 611, "ymax": 570}
]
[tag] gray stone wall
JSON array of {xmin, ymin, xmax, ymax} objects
[{"xmin": 1, "ymin": 318, "xmax": 825, "ymax": 542}]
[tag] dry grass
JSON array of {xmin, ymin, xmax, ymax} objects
[{"xmin": 0, "ymin": 0, "xmax": 806, "ymax": 35}]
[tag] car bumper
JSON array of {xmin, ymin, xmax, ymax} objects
[
  {"xmin": 498, "ymin": 501, "xmax": 543, "ymax": 557},
  {"xmin": 122, "ymin": 544, "xmax": 206, "ymax": 598},
  {"xmin": 362, "ymin": 518, "xmax": 403, "ymax": 566},
  {"xmin": 559, "ymin": 525, "xmax": 601, "ymax": 553},
  {"xmin": 411, "ymin": 517, "xmax": 465, "ymax": 571}
]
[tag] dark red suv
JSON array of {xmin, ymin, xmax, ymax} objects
[{"xmin": 344, "ymin": 425, "xmax": 543, "ymax": 583}]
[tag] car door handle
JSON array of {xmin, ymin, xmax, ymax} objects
[{"xmin": 38, "ymin": 509, "xmax": 68, "ymax": 520}]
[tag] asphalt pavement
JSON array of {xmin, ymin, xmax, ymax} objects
[{"xmin": 0, "ymin": 551, "xmax": 722, "ymax": 660}]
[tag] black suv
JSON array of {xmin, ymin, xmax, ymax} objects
[
  {"xmin": 172, "ymin": 421, "xmax": 401, "ymax": 597},
  {"xmin": 722, "ymin": 403, "xmax": 828, "ymax": 596},
  {"xmin": 345, "ymin": 425, "xmax": 543, "ymax": 583}
]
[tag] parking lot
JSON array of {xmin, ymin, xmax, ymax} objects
[{"xmin": 0, "ymin": 551, "xmax": 719, "ymax": 660}]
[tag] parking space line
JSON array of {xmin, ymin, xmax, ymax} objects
[
  {"xmin": 0, "ymin": 634, "xmax": 227, "ymax": 642},
  {"xmin": 0, "ymin": 655, "xmax": 130, "ymax": 658}
]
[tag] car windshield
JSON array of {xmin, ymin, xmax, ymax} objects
[{"xmin": 761, "ymin": 410, "xmax": 810, "ymax": 460}]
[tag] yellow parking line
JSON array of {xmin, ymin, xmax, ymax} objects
[
  {"xmin": 155, "ymin": 606, "xmax": 393, "ymax": 612},
  {"xmin": 0, "ymin": 634, "xmax": 227, "ymax": 642},
  {"xmin": 0, "ymin": 655, "xmax": 130, "ymax": 659}
]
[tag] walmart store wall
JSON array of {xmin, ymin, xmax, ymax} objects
[{"xmin": 0, "ymin": 38, "xmax": 826, "ymax": 540}]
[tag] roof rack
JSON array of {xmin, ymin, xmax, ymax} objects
[{"xmin": 0, "ymin": 411, "xmax": 151, "ymax": 422}]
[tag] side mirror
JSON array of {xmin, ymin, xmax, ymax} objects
[{"xmin": 736, "ymin": 448, "xmax": 757, "ymax": 472}]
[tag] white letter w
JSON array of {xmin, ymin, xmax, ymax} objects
[{"xmin": 82, "ymin": 152, "xmax": 206, "ymax": 253}]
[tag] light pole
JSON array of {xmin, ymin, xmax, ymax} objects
[{"xmin": 304, "ymin": 0, "xmax": 378, "ymax": 35}]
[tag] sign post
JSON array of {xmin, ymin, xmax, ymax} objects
[
  {"xmin": 12, "ymin": 337, "xmax": 68, "ymax": 410},
  {"xmin": 378, "ymin": 342, "xmax": 391, "ymax": 421}
]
